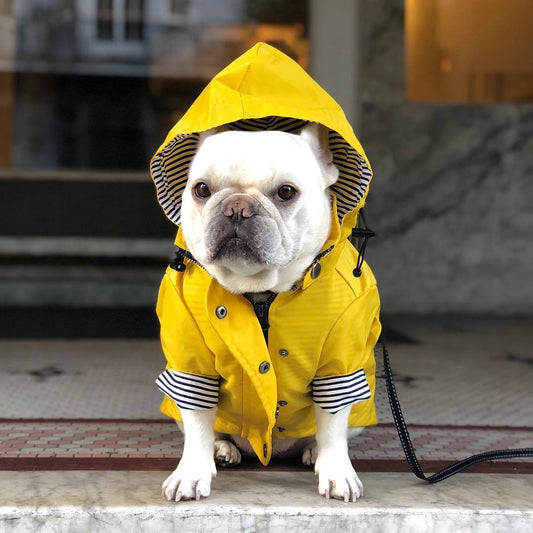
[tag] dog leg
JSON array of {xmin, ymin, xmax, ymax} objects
[
  {"xmin": 162, "ymin": 409, "xmax": 217, "ymax": 501},
  {"xmin": 313, "ymin": 405, "xmax": 363, "ymax": 502},
  {"xmin": 214, "ymin": 438, "xmax": 242, "ymax": 466}
]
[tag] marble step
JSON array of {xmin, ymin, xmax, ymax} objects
[{"xmin": 1, "ymin": 471, "xmax": 532, "ymax": 532}]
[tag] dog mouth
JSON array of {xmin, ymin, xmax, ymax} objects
[
  {"xmin": 211, "ymin": 236, "xmax": 262, "ymax": 263},
  {"xmin": 204, "ymin": 209, "xmax": 285, "ymax": 267}
]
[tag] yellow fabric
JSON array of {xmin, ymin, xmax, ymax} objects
[
  {"xmin": 152, "ymin": 42, "xmax": 381, "ymax": 465},
  {"xmin": 158, "ymin": 238, "xmax": 380, "ymax": 466}
]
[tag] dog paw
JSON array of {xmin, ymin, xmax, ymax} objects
[
  {"xmin": 214, "ymin": 439, "xmax": 241, "ymax": 466},
  {"xmin": 302, "ymin": 441, "xmax": 318, "ymax": 466},
  {"xmin": 162, "ymin": 456, "xmax": 216, "ymax": 502},
  {"xmin": 314, "ymin": 450, "xmax": 363, "ymax": 502}
]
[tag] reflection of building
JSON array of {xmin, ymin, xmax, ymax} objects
[
  {"xmin": 1, "ymin": 0, "xmax": 308, "ymax": 170},
  {"xmin": 1, "ymin": 0, "xmax": 531, "ymax": 324}
]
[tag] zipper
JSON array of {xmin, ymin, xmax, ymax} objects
[
  {"xmin": 169, "ymin": 247, "xmax": 206, "ymax": 272},
  {"xmin": 246, "ymin": 292, "xmax": 277, "ymax": 345}
]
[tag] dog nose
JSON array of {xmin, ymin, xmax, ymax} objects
[{"xmin": 222, "ymin": 195, "xmax": 256, "ymax": 220}]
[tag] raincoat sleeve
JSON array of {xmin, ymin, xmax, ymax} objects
[
  {"xmin": 312, "ymin": 284, "xmax": 381, "ymax": 415},
  {"xmin": 155, "ymin": 268, "xmax": 220, "ymax": 415}
]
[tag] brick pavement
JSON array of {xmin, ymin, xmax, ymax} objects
[{"xmin": 1, "ymin": 419, "xmax": 531, "ymax": 474}]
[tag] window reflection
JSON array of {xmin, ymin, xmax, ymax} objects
[
  {"xmin": 0, "ymin": 0, "xmax": 308, "ymax": 171},
  {"xmin": 406, "ymin": 0, "xmax": 533, "ymax": 103},
  {"xmin": 97, "ymin": 0, "xmax": 113, "ymax": 41}
]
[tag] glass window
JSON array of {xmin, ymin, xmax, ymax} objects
[
  {"xmin": 97, "ymin": 0, "xmax": 114, "ymax": 40},
  {"xmin": 125, "ymin": 0, "xmax": 144, "ymax": 41},
  {"xmin": 0, "ymin": 0, "xmax": 309, "ymax": 172},
  {"xmin": 169, "ymin": 0, "xmax": 190, "ymax": 15},
  {"xmin": 406, "ymin": 0, "xmax": 533, "ymax": 103}
]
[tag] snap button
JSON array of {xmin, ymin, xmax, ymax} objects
[
  {"xmin": 277, "ymin": 427, "xmax": 285, "ymax": 432},
  {"xmin": 215, "ymin": 306, "xmax": 227, "ymax": 319},
  {"xmin": 278, "ymin": 349, "xmax": 289, "ymax": 357},
  {"xmin": 259, "ymin": 361, "xmax": 271, "ymax": 374},
  {"xmin": 310, "ymin": 262, "xmax": 321, "ymax": 279},
  {"xmin": 263, "ymin": 444, "xmax": 268, "ymax": 458},
  {"xmin": 275, "ymin": 406, "xmax": 280, "ymax": 418},
  {"xmin": 278, "ymin": 400, "xmax": 287, "ymax": 407}
]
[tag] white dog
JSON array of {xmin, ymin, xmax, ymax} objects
[{"xmin": 159, "ymin": 124, "xmax": 366, "ymax": 502}]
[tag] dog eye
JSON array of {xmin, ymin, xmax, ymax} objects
[
  {"xmin": 193, "ymin": 182, "xmax": 211, "ymax": 199},
  {"xmin": 277, "ymin": 185, "xmax": 297, "ymax": 201}
]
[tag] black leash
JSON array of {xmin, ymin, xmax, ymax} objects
[{"xmin": 380, "ymin": 341, "xmax": 533, "ymax": 483}]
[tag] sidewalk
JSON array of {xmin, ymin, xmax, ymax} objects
[{"xmin": 0, "ymin": 316, "xmax": 532, "ymax": 531}]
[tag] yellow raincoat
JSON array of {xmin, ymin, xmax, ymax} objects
[{"xmin": 150, "ymin": 43, "xmax": 381, "ymax": 465}]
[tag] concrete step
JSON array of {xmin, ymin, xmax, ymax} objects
[
  {"xmin": 0, "ymin": 172, "xmax": 176, "ymax": 311},
  {"xmin": 1, "ymin": 471, "xmax": 532, "ymax": 532}
]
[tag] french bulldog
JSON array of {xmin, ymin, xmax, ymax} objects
[{"xmin": 161, "ymin": 122, "xmax": 364, "ymax": 502}]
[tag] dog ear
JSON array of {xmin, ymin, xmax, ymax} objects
[{"xmin": 299, "ymin": 122, "xmax": 338, "ymax": 187}]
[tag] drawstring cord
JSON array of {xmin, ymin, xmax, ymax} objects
[{"xmin": 351, "ymin": 209, "xmax": 375, "ymax": 277}]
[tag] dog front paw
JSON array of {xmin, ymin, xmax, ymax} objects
[
  {"xmin": 314, "ymin": 450, "xmax": 363, "ymax": 502},
  {"xmin": 162, "ymin": 456, "xmax": 217, "ymax": 502}
]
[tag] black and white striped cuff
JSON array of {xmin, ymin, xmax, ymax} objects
[
  {"xmin": 156, "ymin": 370, "xmax": 220, "ymax": 410},
  {"xmin": 312, "ymin": 369, "xmax": 371, "ymax": 414}
]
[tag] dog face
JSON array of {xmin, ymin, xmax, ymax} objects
[{"xmin": 180, "ymin": 123, "xmax": 339, "ymax": 293}]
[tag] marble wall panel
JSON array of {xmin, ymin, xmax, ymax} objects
[{"xmin": 358, "ymin": 0, "xmax": 533, "ymax": 313}]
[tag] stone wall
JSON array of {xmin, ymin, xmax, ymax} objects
[{"xmin": 359, "ymin": 0, "xmax": 533, "ymax": 314}]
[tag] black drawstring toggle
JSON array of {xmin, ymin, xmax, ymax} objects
[{"xmin": 351, "ymin": 209, "xmax": 376, "ymax": 278}]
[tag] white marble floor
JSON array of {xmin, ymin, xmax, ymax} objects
[{"xmin": 1, "ymin": 471, "xmax": 532, "ymax": 532}]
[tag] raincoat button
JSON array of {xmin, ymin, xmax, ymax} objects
[
  {"xmin": 275, "ymin": 406, "xmax": 280, "ymax": 418},
  {"xmin": 311, "ymin": 263, "xmax": 321, "ymax": 279},
  {"xmin": 259, "ymin": 361, "xmax": 270, "ymax": 374},
  {"xmin": 263, "ymin": 444, "xmax": 268, "ymax": 458},
  {"xmin": 278, "ymin": 400, "xmax": 287, "ymax": 407},
  {"xmin": 279, "ymin": 349, "xmax": 289, "ymax": 357},
  {"xmin": 277, "ymin": 427, "xmax": 285, "ymax": 432},
  {"xmin": 215, "ymin": 306, "xmax": 227, "ymax": 319}
]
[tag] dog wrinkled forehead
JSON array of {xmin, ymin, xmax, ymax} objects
[
  {"xmin": 190, "ymin": 129, "xmax": 330, "ymax": 191},
  {"xmin": 151, "ymin": 117, "xmax": 371, "ymax": 226}
]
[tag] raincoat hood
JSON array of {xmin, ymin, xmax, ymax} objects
[{"xmin": 150, "ymin": 42, "xmax": 373, "ymax": 243}]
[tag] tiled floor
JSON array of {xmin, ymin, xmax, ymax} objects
[
  {"xmin": 0, "ymin": 420, "xmax": 531, "ymax": 473},
  {"xmin": 0, "ymin": 316, "xmax": 532, "ymax": 473}
]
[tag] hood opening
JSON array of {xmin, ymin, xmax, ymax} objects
[{"xmin": 151, "ymin": 116, "xmax": 372, "ymax": 227}]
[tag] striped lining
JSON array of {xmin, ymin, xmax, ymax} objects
[
  {"xmin": 312, "ymin": 369, "xmax": 371, "ymax": 414},
  {"xmin": 151, "ymin": 117, "xmax": 372, "ymax": 226},
  {"xmin": 155, "ymin": 369, "xmax": 220, "ymax": 410}
]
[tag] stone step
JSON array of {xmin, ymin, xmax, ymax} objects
[
  {"xmin": 0, "ymin": 172, "xmax": 175, "ymax": 240},
  {"xmin": 1, "ymin": 471, "xmax": 532, "ymax": 532},
  {"xmin": 0, "ymin": 173, "xmax": 176, "ymax": 310}
]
